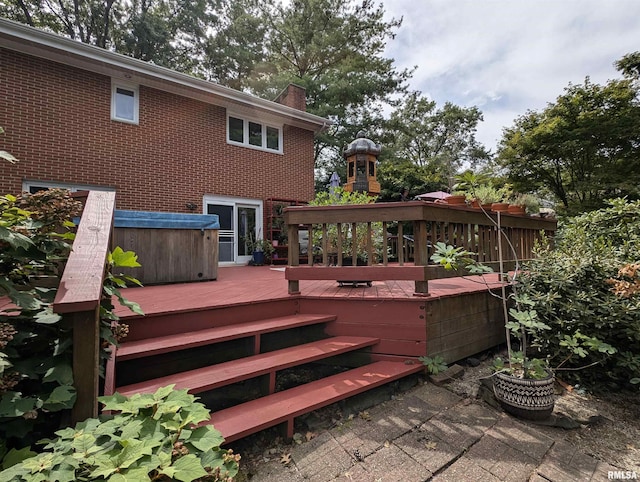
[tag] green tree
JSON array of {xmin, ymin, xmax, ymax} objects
[
  {"xmin": 248, "ymin": 0, "xmax": 412, "ymax": 175},
  {"xmin": 113, "ymin": 0, "xmax": 221, "ymax": 74},
  {"xmin": 198, "ymin": 0, "xmax": 267, "ymax": 89},
  {"xmin": 1, "ymin": 0, "xmax": 221, "ymax": 72},
  {"xmin": 376, "ymin": 91, "xmax": 490, "ymax": 199},
  {"xmin": 1, "ymin": 0, "xmax": 120, "ymax": 48},
  {"xmin": 498, "ymin": 69, "xmax": 640, "ymax": 214}
]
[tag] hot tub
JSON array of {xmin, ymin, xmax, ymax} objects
[{"xmin": 112, "ymin": 210, "xmax": 220, "ymax": 284}]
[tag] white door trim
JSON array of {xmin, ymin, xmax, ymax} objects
[{"xmin": 203, "ymin": 195, "xmax": 263, "ymax": 265}]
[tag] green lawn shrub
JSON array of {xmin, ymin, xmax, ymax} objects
[{"xmin": 519, "ymin": 198, "xmax": 640, "ymax": 389}]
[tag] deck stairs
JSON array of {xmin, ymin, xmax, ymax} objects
[{"xmin": 105, "ymin": 305, "xmax": 423, "ymax": 443}]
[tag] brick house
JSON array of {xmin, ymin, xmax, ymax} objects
[{"xmin": 0, "ymin": 18, "xmax": 329, "ymax": 264}]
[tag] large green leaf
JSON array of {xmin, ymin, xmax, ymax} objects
[
  {"xmin": 108, "ymin": 467, "xmax": 153, "ymax": 481},
  {"xmin": 0, "ymin": 226, "xmax": 33, "ymax": 249},
  {"xmin": 186, "ymin": 427, "xmax": 225, "ymax": 452},
  {"xmin": 0, "ymin": 392, "xmax": 39, "ymax": 417},
  {"xmin": 43, "ymin": 362, "xmax": 74, "ymax": 385},
  {"xmin": 43, "ymin": 385, "xmax": 76, "ymax": 411},
  {"xmin": 166, "ymin": 454, "xmax": 208, "ymax": 482},
  {"xmin": 34, "ymin": 307, "xmax": 62, "ymax": 325},
  {"xmin": 110, "ymin": 247, "xmax": 142, "ymax": 268},
  {"xmin": 1, "ymin": 446, "xmax": 37, "ymax": 470}
]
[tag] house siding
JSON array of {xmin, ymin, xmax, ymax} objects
[{"xmin": 0, "ymin": 49, "xmax": 316, "ymax": 212}]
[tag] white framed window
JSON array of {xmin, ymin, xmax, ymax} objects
[
  {"xmin": 111, "ymin": 82, "xmax": 139, "ymax": 124},
  {"xmin": 227, "ymin": 114, "xmax": 282, "ymax": 153},
  {"xmin": 23, "ymin": 180, "xmax": 115, "ymax": 194}
]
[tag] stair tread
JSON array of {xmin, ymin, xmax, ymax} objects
[
  {"xmin": 205, "ymin": 360, "xmax": 423, "ymax": 443},
  {"xmin": 116, "ymin": 313, "xmax": 336, "ymax": 361},
  {"xmin": 117, "ymin": 336, "xmax": 379, "ymax": 397}
]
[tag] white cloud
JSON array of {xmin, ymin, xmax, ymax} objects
[{"xmin": 383, "ymin": 0, "xmax": 640, "ymax": 151}]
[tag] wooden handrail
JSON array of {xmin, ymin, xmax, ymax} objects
[
  {"xmin": 53, "ymin": 190, "xmax": 116, "ymax": 423},
  {"xmin": 284, "ymin": 201, "xmax": 557, "ymax": 295}
]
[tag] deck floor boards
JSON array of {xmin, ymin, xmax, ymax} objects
[{"xmin": 114, "ymin": 265, "xmax": 503, "ymax": 319}]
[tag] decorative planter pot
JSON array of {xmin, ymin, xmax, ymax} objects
[
  {"xmin": 252, "ymin": 250, "xmax": 265, "ymax": 266},
  {"xmin": 445, "ymin": 195, "xmax": 467, "ymax": 205},
  {"xmin": 508, "ymin": 204, "xmax": 526, "ymax": 215},
  {"xmin": 493, "ymin": 371, "xmax": 555, "ymax": 421},
  {"xmin": 491, "ymin": 202, "xmax": 510, "ymax": 212},
  {"xmin": 471, "ymin": 200, "xmax": 493, "ymax": 211}
]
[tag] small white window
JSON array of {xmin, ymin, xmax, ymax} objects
[{"xmin": 111, "ymin": 83, "xmax": 139, "ymax": 124}]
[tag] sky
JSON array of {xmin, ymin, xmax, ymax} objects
[{"xmin": 382, "ymin": 0, "xmax": 640, "ymax": 153}]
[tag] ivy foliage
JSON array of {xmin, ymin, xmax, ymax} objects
[
  {"xmin": 0, "ymin": 190, "xmax": 143, "ymax": 463},
  {"xmin": 0, "ymin": 190, "xmax": 83, "ymax": 452},
  {"xmin": 520, "ymin": 198, "xmax": 640, "ymax": 388},
  {"xmin": 0, "ymin": 385, "xmax": 239, "ymax": 481}
]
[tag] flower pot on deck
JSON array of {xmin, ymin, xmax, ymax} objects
[
  {"xmin": 471, "ymin": 200, "xmax": 493, "ymax": 211},
  {"xmin": 508, "ymin": 204, "xmax": 526, "ymax": 215},
  {"xmin": 252, "ymin": 250, "xmax": 265, "ymax": 266},
  {"xmin": 445, "ymin": 195, "xmax": 467, "ymax": 205},
  {"xmin": 491, "ymin": 202, "xmax": 510, "ymax": 212}
]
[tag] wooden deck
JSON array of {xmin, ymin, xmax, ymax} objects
[{"xmin": 114, "ymin": 264, "xmax": 504, "ymax": 320}]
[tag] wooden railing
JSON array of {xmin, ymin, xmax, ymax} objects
[
  {"xmin": 284, "ymin": 201, "xmax": 557, "ymax": 295},
  {"xmin": 53, "ymin": 191, "xmax": 116, "ymax": 423}
]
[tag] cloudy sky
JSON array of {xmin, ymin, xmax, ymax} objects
[{"xmin": 382, "ymin": 0, "xmax": 640, "ymax": 153}]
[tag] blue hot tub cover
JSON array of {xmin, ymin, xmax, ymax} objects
[{"xmin": 114, "ymin": 210, "xmax": 220, "ymax": 230}]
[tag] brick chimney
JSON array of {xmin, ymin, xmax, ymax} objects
[{"xmin": 274, "ymin": 83, "xmax": 307, "ymax": 112}]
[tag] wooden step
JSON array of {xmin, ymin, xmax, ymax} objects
[
  {"xmin": 116, "ymin": 313, "xmax": 336, "ymax": 361},
  {"xmin": 115, "ymin": 336, "xmax": 379, "ymax": 397},
  {"xmin": 205, "ymin": 360, "xmax": 424, "ymax": 443}
]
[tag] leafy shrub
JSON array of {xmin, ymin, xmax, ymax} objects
[
  {"xmin": 0, "ymin": 190, "xmax": 142, "ymax": 461},
  {"xmin": 0, "ymin": 385, "xmax": 239, "ymax": 481},
  {"xmin": 519, "ymin": 198, "xmax": 640, "ymax": 388},
  {"xmin": 0, "ymin": 190, "xmax": 83, "ymax": 452}
]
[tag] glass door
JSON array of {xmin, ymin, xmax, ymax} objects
[
  {"xmin": 206, "ymin": 204, "xmax": 235, "ymax": 263},
  {"xmin": 204, "ymin": 196, "xmax": 262, "ymax": 264},
  {"xmin": 236, "ymin": 205, "xmax": 257, "ymax": 264}
]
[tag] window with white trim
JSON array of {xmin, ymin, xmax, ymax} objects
[
  {"xmin": 23, "ymin": 180, "xmax": 115, "ymax": 195},
  {"xmin": 111, "ymin": 82, "xmax": 139, "ymax": 124},
  {"xmin": 227, "ymin": 115, "xmax": 282, "ymax": 153}
]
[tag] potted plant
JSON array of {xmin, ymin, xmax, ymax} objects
[
  {"xmin": 430, "ymin": 240, "xmax": 616, "ymax": 420},
  {"xmin": 509, "ymin": 193, "xmax": 541, "ymax": 216},
  {"xmin": 466, "ymin": 184, "xmax": 510, "ymax": 210},
  {"xmin": 245, "ymin": 232, "xmax": 275, "ymax": 266}
]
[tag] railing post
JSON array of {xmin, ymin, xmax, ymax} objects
[
  {"xmin": 53, "ymin": 190, "xmax": 115, "ymax": 424},
  {"xmin": 71, "ymin": 308, "xmax": 101, "ymax": 421},
  {"xmin": 413, "ymin": 219, "xmax": 429, "ymax": 296},
  {"xmin": 287, "ymin": 215, "xmax": 300, "ymax": 294}
]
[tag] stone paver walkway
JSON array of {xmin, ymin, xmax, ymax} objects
[{"xmin": 243, "ymin": 382, "xmax": 619, "ymax": 481}]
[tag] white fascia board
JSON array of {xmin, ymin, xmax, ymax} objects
[{"xmin": 0, "ymin": 18, "xmax": 331, "ymax": 133}]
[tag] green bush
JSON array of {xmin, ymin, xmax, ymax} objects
[
  {"xmin": 519, "ymin": 198, "xmax": 640, "ymax": 388},
  {"xmin": 0, "ymin": 191, "xmax": 83, "ymax": 453},
  {"xmin": 0, "ymin": 190, "xmax": 143, "ymax": 461},
  {"xmin": 0, "ymin": 385, "xmax": 239, "ymax": 481}
]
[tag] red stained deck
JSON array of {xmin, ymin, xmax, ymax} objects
[{"xmin": 114, "ymin": 265, "xmax": 504, "ymax": 319}]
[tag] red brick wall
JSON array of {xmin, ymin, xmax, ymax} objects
[{"xmin": 0, "ymin": 49, "xmax": 316, "ymax": 212}]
